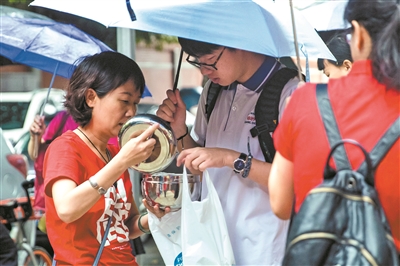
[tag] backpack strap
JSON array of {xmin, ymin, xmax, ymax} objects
[
  {"xmin": 316, "ymin": 83, "xmax": 351, "ymax": 170},
  {"xmin": 250, "ymin": 68, "xmax": 299, "ymax": 163},
  {"xmin": 205, "ymin": 82, "xmax": 226, "ymax": 122},
  {"xmin": 205, "ymin": 68, "xmax": 300, "ymax": 163},
  {"xmin": 357, "ymin": 117, "xmax": 399, "ymax": 186}
]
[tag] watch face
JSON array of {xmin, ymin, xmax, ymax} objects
[{"xmin": 234, "ymin": 159, "xmax": 246, "ymax": 171}]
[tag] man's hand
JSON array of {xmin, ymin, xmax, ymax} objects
[
  {"xmin": 176, "ymin": 147, "xmax": 235, "ymax": 173},
  {"xmin": 156, "ymin": 89, "xmax": 188, "ymax": 138}
]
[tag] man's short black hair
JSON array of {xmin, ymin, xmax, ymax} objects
[{"xmin": 178, "ymin": 37, "xmax": 222, "ymax": 57}]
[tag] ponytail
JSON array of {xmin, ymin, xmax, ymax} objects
[{"xmin": 371, "ymin": 5, "xmax": 400, "ymax": 90}]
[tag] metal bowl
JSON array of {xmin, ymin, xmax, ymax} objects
[
  {"xmin": 141, "ymin": 173, "xmax": 201, "ymax": 211},
  {"xmin": 118, "ymin": 114, "xmax": 177, "ymax": 174}
]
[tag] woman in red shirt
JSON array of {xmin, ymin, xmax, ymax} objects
[
  {"xmin": 44, "ymin": 51, "xmax": 169, "ymax": 265},
  {"xmin": 269, "ymin": 0, "xmax": 400, "ymax": 252}
]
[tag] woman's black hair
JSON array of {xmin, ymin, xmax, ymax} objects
[
  {"xmin": 344, "ymin": 0, "xmax": 400, "ymax": 90},
  {"xmin": 317, "ymin": 33, "xmax": 353, "ymax": 70},
  {"xmin": 64, "ymin": 51, "xmax": 145, "ymax": 126}
]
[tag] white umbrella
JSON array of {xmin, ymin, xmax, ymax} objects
[{"xmin": 294, "ymin": 0, "xmax": 350, "ymax": 31}]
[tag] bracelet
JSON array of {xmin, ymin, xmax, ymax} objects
[
  {"xmin": 242, "ymin": 154, "xmax": 252, "ymax": 178},
  {"xmin": 138, "ymin": 212, "xmax": 151, "ymax": 234},
  {"xmin": 242, "ymin": 136, "xmax": 253, "ymax": 178},
  {"xmin": 176, "ymin": 126, "xmax": 188, "ymax": 140}
]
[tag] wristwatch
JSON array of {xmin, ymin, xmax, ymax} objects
[
  {"xmin": 88, "ymin": 178, "xmax": 107, "ymax": 195},
  {"xmin": 233, "ymin": 153, "xmax": 248, "ymax": 173}
]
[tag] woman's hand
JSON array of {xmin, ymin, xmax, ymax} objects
[
  {"xmin": 30, "ymin": 115, "xmax": 46, "ymax": 137},
  {"xmin": 117, "ymin": 123, "xmax": 159, "ymax": 169},
  {"xmin": 142, "ymin": 199, "xmax": 171, "ymax": 219},
  {"xmin": 156, "ymin": 89, "xmax": 188, "ymax": 138}
]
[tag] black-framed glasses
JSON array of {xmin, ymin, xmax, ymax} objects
[{"xmin": 186, "ymin": 47, "xmax": 226, "ymax": 71}]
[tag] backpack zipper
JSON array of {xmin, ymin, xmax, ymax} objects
[
  {"xmin": 308, "ymin": 187, "xmax": 376, "ymax": 207},
  {"xmin": 287, "ymin": 232, "xmax": 378, "ymax": 266}
]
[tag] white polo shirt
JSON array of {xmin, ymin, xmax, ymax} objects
[{"xmin": 191, "ymin": 58, "xmax": 300, "ymax": 265}]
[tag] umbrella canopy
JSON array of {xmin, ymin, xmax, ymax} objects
[
  {"xmin": 295, "ymin": 0, "xmax": 350, "ymax": 31},
  {"xmin": 0, "ymin": 4, "xmax": 52, "ymax": 20},
  {"xmin": 0, "ymin": 16, "xmax": 112, "ymax": 78},
  {"xmin": 30, "ymin": 0, "xmax": 335, "ymax": 61}
]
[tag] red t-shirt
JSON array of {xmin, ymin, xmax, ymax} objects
[
  {"xmin": 43, "ymin": 131, "xmax": 138, "ymax": 265},
  {"xmin": 274, "ymin": 60, "xmax": 400, "ymax": 250}
]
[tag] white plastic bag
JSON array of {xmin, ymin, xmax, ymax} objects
[
  {"xmin": 148, "ymin": 167, "xmax": 235, "ymax": 266},
  {"xmin": 148, "ymin": 210, "xmax": 183, "ymax": 265}
]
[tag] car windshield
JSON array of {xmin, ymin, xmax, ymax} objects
[{"xmin": 0, "ymin": 102, "xmax": 30, "ymax": 130}]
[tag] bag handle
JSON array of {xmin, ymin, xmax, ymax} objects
[
  {"xmin": 316, "ymin": 83, "xmax": 351, "ymax": 170},
  {"xmin": 182, "ymin": 167, "xmax": 215, "ymax": 202},
  {"xmin": 324, "ymin": 139, "xmax": 373, "ymax": 182},
  {"xmin": 93, "ymin": 216, "xmax": 112, "ymax": 266}
]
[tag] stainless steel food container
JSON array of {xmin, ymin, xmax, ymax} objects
[
  {"xmin": 141, "ymin": 173, "xmax": 201, "ymax": 210},
  {"xmin": 119, "ymin": 114, "xmax": 177, "ymax": 174}
]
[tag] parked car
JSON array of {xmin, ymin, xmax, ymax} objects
[
  {"xmin": 0, "ymin": 88, "xmax": 66, "ymax": 144},
  {"xmin": 0, "ymin": 128, "xmax": 29, "ymax": 201}
]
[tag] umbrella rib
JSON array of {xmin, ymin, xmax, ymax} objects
[{"xmin": 289, "ymin": 0, "xmax": 303, "ymax": 81}]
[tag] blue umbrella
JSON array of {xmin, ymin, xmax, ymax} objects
[
  {"xmin": 0, "ymin": 16, "xmax": 112, "ymax": 79},
  {"xmin": 0, "ymin": 15, "xmax": 152, "ymax": 97}
]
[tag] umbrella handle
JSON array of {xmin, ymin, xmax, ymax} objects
[
  {"xmin": 172, "ymin": 49, "xmax": 184, "ymax": 91},
  {"xmin": 33, "ymin": 134, "xmax": 39, "ymax": 159},
  {"xmin": 289, "ymin": 0, "xmax": 303, "ymax": 81}
]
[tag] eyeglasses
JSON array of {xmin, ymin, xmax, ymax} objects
[{"xmin": 186, "ymin": 47, "xmax": 226, "ymax": 71}]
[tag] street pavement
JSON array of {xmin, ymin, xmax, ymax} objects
[{"xmin": 136, "ymin": 235, "xmax": 165, "ymax": 266}]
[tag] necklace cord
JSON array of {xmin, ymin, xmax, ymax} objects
[
  {"xmin": 77, "ymin": 128, "xmax": 117, "ymax": 188},
  {"xmin": 77, "ymin": 128, "xmax": 111, "ymax": 163}
]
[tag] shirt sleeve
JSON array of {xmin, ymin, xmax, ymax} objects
[
  {"xmin": 190, "ymin": 80, "xmax": 211, "ymax": 147},
  {"xmin": 274, "ymin": 83, "xmax": 314, "ymax": 162},
  {"xmin": 43, "ymin": 134, "xmax": 86, "ymax": 197},
  {"xmin": 278, "ymin": 76, "xmax": 301, "ymax": 122}
]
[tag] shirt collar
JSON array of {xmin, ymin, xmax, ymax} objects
[
  {"xmin": 241, "ymin": 56, "xmax": 281, "ymax": 91},
  {"xmin": 349, "ymin": 60, "xmax": 373, "ymax": 76}
]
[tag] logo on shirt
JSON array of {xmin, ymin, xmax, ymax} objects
[
  {"xmin": 245, "ymin": 111, "xmax": 256, "ymax": 125},
  {"xmin": 96, "ymin": 179, "xmax": 131, "ymax": 246}
]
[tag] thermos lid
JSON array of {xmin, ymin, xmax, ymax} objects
[{"xmin": 118, "ymin": 114, "xmax": 177, "ymax": 174}]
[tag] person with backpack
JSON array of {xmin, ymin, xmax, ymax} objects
[
  {"xmin": 156, "ymin": 38, "xmax": 302, "ymax": 265},
  {"xmin": 269, "ymin": 0, "xmax": 400, "ymax": 261}
]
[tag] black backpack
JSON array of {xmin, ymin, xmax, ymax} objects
[
  {"xmin": 205, "ymin": 67, "xmax": 300, "ymax": 163},
  {"xmin": 282, "ymin": 84, "xmax": 400, "ymax": 266}
]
